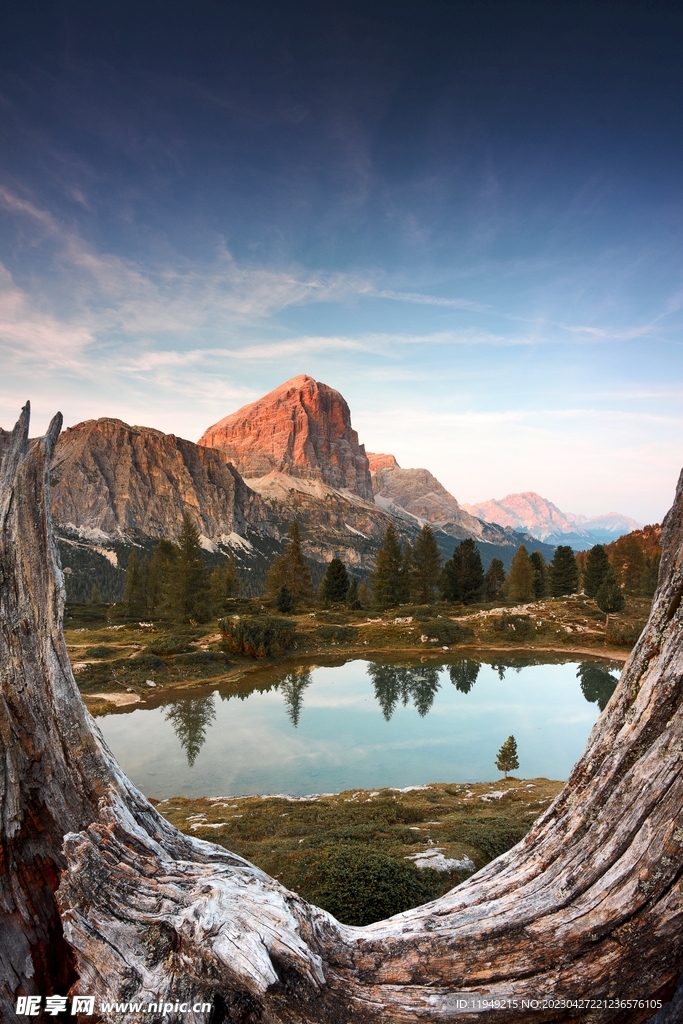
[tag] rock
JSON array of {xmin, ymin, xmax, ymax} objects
[
  {"xmin": 199, "ymin": 374, "xmax": 374, "ymax": 500},
  {"xmin": 50, "ymin": 417, "xmax": 270, "ymax": 543}
]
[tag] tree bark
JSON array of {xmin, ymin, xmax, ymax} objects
[{"xmin": 2, "ymin": 405, "xmax": 683, "ymax": 1023}]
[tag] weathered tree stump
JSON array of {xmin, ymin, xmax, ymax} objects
[{"xmin": 2, "ymin": 405, "xmax": 683, "ymax": 1023}]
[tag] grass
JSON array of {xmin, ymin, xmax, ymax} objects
[{"xmin": 154, "ymin": 778, "xmax": 562, "ymax": 925}]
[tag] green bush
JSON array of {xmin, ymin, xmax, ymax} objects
[
  {"xmin": 220, "ymin": 616, "xmax": 296, "ymax": 658},
  {"xmin": 315, "ymin": 846, "xmax": 438, "ymax": 925},
  {"xmin": 85, "ymin": 645, "xmax": 117, "ymax": 658},
  {"xmin": 174, "ymin": 650, "xmax": 229, "ymax": 666},
  {"xmin": 313, "ymin": 624, "xmax": 358, "ymax": 644},
  {"xmin": 147, "ymin": 638, "xmax": 195, "ymax": 656},
  {"xmin": 606, "ymin": 621, "xmax": 647, "ymax": 647},
  {"xmin": 448, "ymin": 816, "xmax": 528, "ymax": 860},
  {"xmin": 492, "ymin": 614, "xmax": 535, "ymax": 641},
  {"xmin": 419, "ymin": 618, "xmax": 467, "ymax": 644}
]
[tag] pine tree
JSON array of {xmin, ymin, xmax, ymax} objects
[
  {"xmin": 505, "ymin": 545, "xmax": 535, "ymax": 602},
  {"xmin": 548, "ymin": 545, "xmax": 579, "ymax": 596},
  {"xmin": 275, "ymin": 585, "xmax": 294, "ymax": 613},
  {"xmin": 412, "ymin": 525, "xmax": 442, "ymax": 604},
  {"xmin": 124, "ymin": 548, "xmax": 146, "ymax": 612},
  {"xmin": 484, "ymin": 558, "xmax": 506, "ymax": 602},
  {"xmin": 320, "ymin": 557, "xmax": 350, "ymax": 604},
  {"xmin": 529, "ymin": 551, "xmax": 548, "ymax": 599},
  {"xmin": 442, "ymin": 539, "xmax": 484, "ymax": 604},
  {"xmin": 169, "ymin": 514, "xmax": 210, "ymax": 622},
  {"xmin": 401, "ymin": 541, "xmax": 415, "ymax": 603},
  {"xmin": 208, "ymin": 553, "xmax": 239, "ymax": 615},
  {"xmin": 495, "ymin": 735, "xmax": 519, "ymax": 779},
  {"xmin": 346, "ymin": 576, "xmax": 361, "ymax": 610},
  {"xmin": 358, "ymin": 580, "xmax": 370, "ymax": 608},
  {"xmin": 265, "ymin": 521, "xmax": 313, "ymax": 607},
  {"xmin": 595, "ymin": 565, "xmax": 625, "ymax": 620},
  {"xmin": 583, "ymin": 545, "xmax": 609, "ymax": 598},
  {"xmin": 147, "ymin": 539, "xmax": 177, "ymax": 614},
  {"xmin": 371, "ymin": 523, "xmax": 405, "ymax": 609},
  {"xmin": 90, "ymin": 584, "xmax": 102, "ymax": 605}
]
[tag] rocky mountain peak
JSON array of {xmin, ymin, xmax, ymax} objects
[
  {"xmin": 367, "ymin": 452, "xmax": 400, "ymax": 473},
  {"xmin": 199, "ymin": 375, "xmax": 374, "ymax": 501}
]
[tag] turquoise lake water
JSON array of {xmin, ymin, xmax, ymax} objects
[{"xmin": 96, "ymin": 656, "xmax": 620, "ymax": 798}]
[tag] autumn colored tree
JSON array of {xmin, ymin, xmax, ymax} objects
[
  {"xmin": 548, "ymin": 544, "xmax": 579, "ymax": 596},
  {"xmin": 320, "ymin": 557, "xmax": 350, "ymax": 604},
  {"xmin": 496, "ymin": 735, "xmax": 519, "ymax": 779},
  {"xmin": 582, "ymin": 544, "xmax": 609, "ymax": 598},
  {"xmin": 371, "ymin": 523, "xmax": 405, "ymax": 609},
  {"xmin": 529, "ymin": 551, "xmax": 548, "ymax": 599},
  {"xmin": 412, "ymin": 525, "xmax": 442, "ymax": 603},
  {"xmin": 483, "ymin": 558, "xmax": 506, "ymax": 602},
  {"xmin": 505, "ymin": 544, "xmax": 534, "ymax": 602},
  {"xmin": 442, "ymin": 538, "xmax": 484, "ymax": 604}
]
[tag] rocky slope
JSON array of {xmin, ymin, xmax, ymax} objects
[
  {"xmin": 50, "ymin": 418, "xmax": 272, "ymax": 546},
  {"xmin": 367, "ymin": 453, "xmax": 520, "ymax": 545},
  {"xmin": 462, "ymin": 491, "xmax": 642, "ymax": 549},
  {"xmin": 199, "ymin": 374, "xmax": 374, "ymax": 501}
]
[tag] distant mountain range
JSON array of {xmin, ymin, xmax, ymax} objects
[
  {"xmin": 462, "ymin": 492, "xmax": 642, "ymax": 550},
  {"xmin": 0, "ymin": 375, "xmax": 638, "ymax": 601}
]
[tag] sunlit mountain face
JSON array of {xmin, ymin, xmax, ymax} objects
[{"xmin": 1, "ymin": 1, "xmax": 682, "ymax": 524}]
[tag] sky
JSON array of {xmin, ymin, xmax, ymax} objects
[{"xmin": 1, "ymin": 0, "xmax": 682, "ymax": 523}]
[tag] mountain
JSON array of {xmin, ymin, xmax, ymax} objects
[
  {"xmin": 199, "ymin": 374, "xmax": 374, "ymax": 501},
  {"xmin": 462, "ymin": 491, "xmax": 642, "ymax": 550}
]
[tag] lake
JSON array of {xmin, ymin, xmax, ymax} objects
[{"xmin": 96, "ymin": 655, "xmax": 621, "ymax": 799}]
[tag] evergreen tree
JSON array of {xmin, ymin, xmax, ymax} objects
[
  {"xmin": 371, "ymin": 523, "xmax": 405, "ymax": 609},
  {"xmin": 548, "ymin": 545, "xmax": 579, "ymax": 596},
  {"xmin": 279, "ymin": 668, "xmax": 313, "ymax": 727},
  {"xmin": 582, "ymin": 545, "xmax": 609, "ymax": 598},
  {"xmin": 595, "ymin": 565, "xmax": 625, "ymax": 619},
  {"xmin": 147, "ymin": 539, "xmax": 177, "ymax": 614},
  {"xmin": 495, "ymin": 735, "xmax": 519, "ymax": 778},
  {"xmin": 208, "ymin": 553, "xmax": 239, "ymax": 615},
  {"xmin": 442, "ymin": 539, "xmax": 484, "ymax": 604},
  {"xmin": 577, "ymin": 662, "xmax": 619, "ymax": 712},
  {"xmin": 265, "ymin": 521, "xmax": 313, "ymax": 607},
  {"xmin": 483, "ymin": 558, "xmax": 506, "ymax": 602},
  {"xmin": 320, "ymin": 557, "xmax": 350, "ymax": 604},
  {"xmin": 505, "ymin": 545, "xmax": 534, "ymax": 602},
  {"xmin": 164, "ymin": 696, "xmax": 216, "ymax": 767},
  {"xmin": 448, "ymin": 660, "xmax": 480, "ymax": 694},
  {"xmin": 169, "ymin": 514, "xmax": 210, "ymax": 622},
  {"xmin": 529, "ymin": 551, "xmax": 548, "ymax": 599},
  {"xmin": 412, "ymin": 525, "xmax": 442, "ymax": 604},
  {"xmin": 90, "ymin": 584, "xmax": 101, "ymax": 605},
  {"xmin": 275, "ymin": 585, "xmax": 294, "ymax": 613},
  {"xmin": 346, "ymin": 576, "xmax": 361, "ymax": 610},
  {"xmin": 401, "ymin": 541, "xmax": 415, "ymax": 603},
  {"xmin": 124, "ymin": 548, "xmax": 146, "ymax": 612}
]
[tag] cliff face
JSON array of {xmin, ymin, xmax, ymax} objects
[
  {"xmin": 368, "ymin": 453, "xmax": 510, "ymax": 544},
  {"xmin": 50, "ymin": 418, "xmax": 269, "ymax": 544},
  {"xmin": 199, "ymin": 374, "xmax": 374, "ymax": 501}
]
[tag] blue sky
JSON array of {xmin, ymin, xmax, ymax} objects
[{"xmin": 1, "ymin": 1, "xmax": 682, "ymax": 522}]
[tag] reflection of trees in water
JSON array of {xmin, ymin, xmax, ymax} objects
[
  {"xmin": 165, "ymin": 696, "xmax": 216, "ymax": 766},
  {"xmin": 278, "ymin": 668, "xmax": 313, "ymax": 727},
  {"xmin": 492, "ymin": 663, "xmax": 506, "ymax": 680},
  {"xmin": 577, "ymin": 662, "xmax": 619, "ymax": 712},
  {"xmin": 368, "ymin": 664, "xmax": 441, "ymax": 719},
  {"xmin": 448, "ymin": 660, "xmax": 481, "ymax": 694}
]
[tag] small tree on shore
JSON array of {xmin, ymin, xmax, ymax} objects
[
  {"xmin": 346, "ymin": 576, "xmax": 361, "ymax": 610},
  {"xmin": 484, "ymin": 558, "xmax": 506, "ymax": 602},
  {"xmin": 583, "ymin": 545, "xmax": 609, "ymax": 598},
  {"xmin": 496, "ymin": 735, "xmax": 519, "ymax": 779},
  {"xmin": 412, "ymin": 525, "xmax": 442, "ymax": 603},
  {"xmin": 505, "ymin": 545, "xmax": 534, "ymax": 602},
  {"xmin": 320, "ymin": 557, "xmax": 350, "ymax": 604},
  {"xmin": 595, "ymin": 564, "xmax": 625, "ymax": 626},
  {"xmin": 442, "ymin": 539, "xmax": 484, "ymax": 604},
  {"xmin": 266, "ymin": 521, "xmax": 313, "ymax": 608},
  {"xmin": 371, "ymin": 523, "xmax": 405, "ymax": 609},
  {"xmin": 529, "ymin": 551, "xmax": 548, "ymax": 599},
  {"xmin": 549, "ymin": 545, "xmax": 579, "ymax": 596}
]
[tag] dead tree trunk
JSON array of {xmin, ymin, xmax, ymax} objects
[{"xmin": 2, "ymin": 405, "xmax": 683, "ymax": 1023}]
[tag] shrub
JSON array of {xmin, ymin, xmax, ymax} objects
[
  {"xmin": 220, "ymin": 616, "xmax": 296, "ymax": 658},
  {"xmin": 420, "ymin": 618, "xmax": 467, "ymax": 644},
  {"xmin": 492, "ymin": 614, "xmax": 535, "ymax": 641},
  {"xmin": 315, "ymin": 846, "xmax": 438, "ymax": 926},
  {"xmin": 313, "ymin": 625, "xmax": 358, "ymax": 644},
  {"xmin": 606, "ymin": 621, "xmax": 646, "ymax": 647},
  {"xmin": 85, "ymin": 645, "xmax": 117, "ymax": 659},
  {"xmin": 147, "ymin": 638, "xmax": 195, "ymax": 656}
]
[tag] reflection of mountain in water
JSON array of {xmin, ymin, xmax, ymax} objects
[
  {"xmin": 165, "ymin": 696, "xmax": 216, "ymax": 766},
  {"xmin": 367, "ymin": 663, "xmax": 441, "ymax": 720},
  {"xmin": 279, "ymin": 668, "xmax": 313, "ymax": 727},
  {"xmin": 448, "ymin": 660, "xmax": 480, "ymax": 693},
  {"xmin": 577, "ymin": 663, "xmax": 619, "ymax": 712}
]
